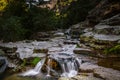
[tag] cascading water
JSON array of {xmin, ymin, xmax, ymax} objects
[
  {"xmin": 20, "ymin": 58, "xmax": 45, "ymax": 76},
  {"xmin": 46, "ymin": 58, "xmax": 51, "ymax": 77},
  {"xmin": 20, "ymin": 44, "xmax": 82, "ymax": 78},
  {"xmin": 49, "ymin": 53, "xmax": 82, "ymax": 77}
]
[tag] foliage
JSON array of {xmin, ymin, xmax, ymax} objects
[
  {"xmin": 0, "ymin": 0, "xmax": 7, "ymax": 11},
  {"xmin": 3, "ymin": 0, "xmax": 27, "ymax": 17},
  {"xmin": 55, "ymin": 0, "xmax": 100, "ymax": 28},
  {"xmin": 0, "ymin": 0, "xmax": 101, "ymax": 41},
  {"xmin": 29, "ymin": 7, "xmax": 57, "ymax": 32},
  {"xmin": 31, "ymin": 57, "xmax": 41, "ymax": 66},
  {"xmin": 0, "ymin": 16, "xmax": 26, "ymax": 41},
  {"xmin": 104, "ymin": 44, "xmax": 120, "ymax": 54}
]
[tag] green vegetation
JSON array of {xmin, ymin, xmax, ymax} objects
[
  {"xmin": 31, "ymin": 57, "xmax": 41, "ymax": 66},
  {"xmin": 0, "ymin": 0, "xmax": 7, "ymax": 11},
  {"xmin": 104, "ymin": 44, "xmax": 120, "ymax": 54},
  {"xmin": 55, "ymin": 0, "xmax": 100, "ymax": 28},
  {"xmin": 0, "ymin": 0, "xmax": 99, "ymax": 42}
]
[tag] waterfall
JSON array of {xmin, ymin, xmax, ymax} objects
[
  {"xmin": 60, "ymin": 58, "xmax": 79, "ymax": 77},
  {"xmin": 20, "ymin": 58, "xmax": 45, "ymax": 76},
  {"xmin": 49, "ymin": 53, "xmax": 82, "ymax": 77},
  {"xmin": 20, "ymin": 45, "xmax": 82, "ymax": 78}
]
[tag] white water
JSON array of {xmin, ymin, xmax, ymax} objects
[
  {"xmin": 46, "ymin": 58, "xmax": 51, "ymax": 77},
  {"xmin": 60, "ymin": 60, "xmax": 79, "ymax": 77},
  {"xmin": 20, "ymin": 44, "xmax": 81, "ymax": 78},
  {"xmin": 61, "ymin": 70, "xmax": 78, "ymax": 77},
  {"xmin": 60, "ymin": 44, "xmax": 76, "ymax": 54},
  {"xmin": 20, "ymin": 58, "xmax": 45, "ymax": 76},
  {"xmin": 48, "ymin": 44, "xmax": 81, "ymax": 78}
]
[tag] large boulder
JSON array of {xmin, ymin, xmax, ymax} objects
[
  {"xmin": 80, "ymin": 14, "xmax": 120, "ymax": 51},
  {"xmin": 86, "ymin": 0, "xmax": 120, "ymax": 27},
  {"xmin": 93, "ymin": 67, "xmax": 120, "ymax": 80}
]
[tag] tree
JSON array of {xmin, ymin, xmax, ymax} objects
[
  {"xmin": 0, "ymin": 16, "xmax": 26, "ymax": 42},
  {"xmin": 0, "ymin": 0, "xmax": 8, "ymax": 11}
]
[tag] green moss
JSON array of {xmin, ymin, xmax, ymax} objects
[
  {"xmin": 104, "ymin": 44, "xmax": 120, "ymax": 54},
  {"xmin": 31, "ymin": 57, "xmax": 41, "ymax": 66}
]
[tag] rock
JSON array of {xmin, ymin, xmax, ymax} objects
[
  {"xmin": 86, "ymin": 0, "xmax": 120, "ymax": 27},
  {"xmin": 0, "ymin": 57, "xmax": 8, "ymax": 73},
  {"xmin": 0, "ymin": 49, "xmax": 5, "ymax": 56},
  {"xmin": 54, "ymin": 32, "xmax": 64, "ymax": 37},
  {"xmin": 4, "ymin": 74, "xmax": 35, "ymax": 80},
  {"xmin": 8, "ymin": 62, "xmax": 17, "ymax": 68},
  {"xmin": 31, "ymin": 32, "xmax": 50, "ymax": 41},
  {"xmin": 74, "ymin": 48, "xmax": 92, "ymax": 54},
  {"xmin": 98, "ymin": 57, "xmax": 120, "ymax": 70},
  {"xmin": 93, "ymin": 67, "xmax": 120, "ymax": 80},
  {"xmin": 80, "ymin": 63, "xmax": 98, "ymax": 72},
  {"xmin": 70, "ymin": 23, "xmax": 85, "ymax": 39},
  {"xmin": 94, "ymin": 24, "xmax": 120, "ymax": 35},
  {"xmin": 33, "ymin": 49, "xmax": 48, "ymax": 53},
  {"xmin": 80, "ymin": 22, "xmax": 120, "ymax": 50},
  {"xmin": 58, "ymin": 74, "xmax": 102, "ymax": 80},
  {"xmin": 16, "ymin": 47, "xmax": 34, "ymax": 60},
  {"xmin": 100, "ymin": 14, "xmax": 120, "ymax": 26},
  {"xmin": 58, "ymin": 77, "xmax": 70, "ymax": 80},
  {"xmin": 64, "ymin": 40, "xmax": 79, "ymax": 44}
]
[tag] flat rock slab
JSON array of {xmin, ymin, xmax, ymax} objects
[
  {"xmin": 74, "ymin": 48, "xmax": 92, "ymax": 54},
  {"xmin": 94, "ymin": 67, "xmax": 120, "ymax": 80},
  {"xmin": 94, "ymin": 34, "xmax": 120, "ymax": 41},
  {"xmin": 58, "ymin": 75, "xmax": 102, "ymax": 80},
  {"xmin": 64, "ymin": 40, "xmax": 79, "ymax": 44},
  {"xmin": 80, "ymin": 63, "xmax": 98, "ymax": 72}
]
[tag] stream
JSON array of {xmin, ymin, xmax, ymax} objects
[{"xmin": 0, "ymin": 33, "xmax": 120, "ymax": 80}]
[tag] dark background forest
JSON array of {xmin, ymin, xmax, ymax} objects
[{"xmin": 0, "ymin": 0, "xmax": 100, "ymax": 41}]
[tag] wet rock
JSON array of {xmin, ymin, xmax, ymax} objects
[
  {"xmin": 0, "ymin": 57, "xmax": 8, "ymax": 73},
  {"xmin": 80, "ymin": 63, "xmax": 98, "ymax": 73},
  {"xmin": 53, "ymin": 32, "xmax": 64, "ymax": 37},
  {"xmin": 64, "ymin": 40, "xmax": 79, "ymax": 44},
  {"xmin": 4, "ymin": 74, "xmax": 38, "ymax": 80},
  {"xmin": 16, "ymin": 47, "xmax": 34, "ymax": 60},
  {"xmin": 58, "ymin": 74, "xmax": 102, "ymax": 80},
  {"xmin": 8, "ymin": 62, "xmax": 17, "ymax": 68},
  {"xmin": 0, "ymin": 47, "xmax": 17, "ymax": 54},
  {"xmin": 74, "ymin": 48, "xmax": 92, "ymax": 54},
  {"xmin": 58, "ymin": 77, "xmax": 70, "ymax": 80},
  {"xmin": 0, "ymin": 49, "xmax": 5, "ymax": 56},
  {"xmin": 93, "ymin": 67, "xmax": 120, "ymax": 80},
  {"xmin": 33, "ymin": 49, "xmax": 48, "ymax": 53},
  {"xmin": 31, "ymin": 32, "xmax": 50, "ymax": 41},
  {"xmin": 67, "ymin": 23, "xmax": 85, "ymax": 39}
]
